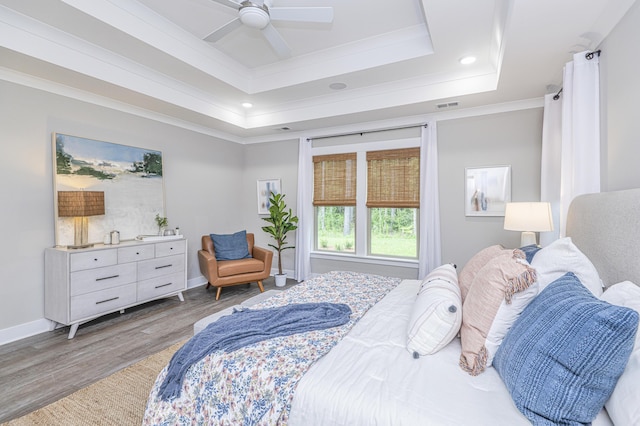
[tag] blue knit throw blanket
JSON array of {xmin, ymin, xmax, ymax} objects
[{"xmin": 158, "ymin": 302, "xmax": 352, "ymax": 401}]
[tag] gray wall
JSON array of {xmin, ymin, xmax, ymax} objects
[
  {"xmin": 2, "ymin": 1, "xmax": 640, "ymax": 340},
  {"xmin": 0, "ymin": 80, "xmax": 244, "ymax": 333},
  {"xmin": 600, "ymin": 1, "xmax": 640, "ymax": 191},
  {"xmin": 438, "ymin": 109, "xmax": 543, "ymax": 268},
  {"xmin": 241, "ymin": 139, "xmax": 299, "ymax": 274}
]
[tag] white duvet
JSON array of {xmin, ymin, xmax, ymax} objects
[{"xmin": 288, "ymin": 279, "xmax": 613, "ymax": 426}]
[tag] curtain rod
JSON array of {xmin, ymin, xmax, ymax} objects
[
  {"xmin": 552, "ymin": 50, "xmax": 601, "ymax": 101},
  {"xmin": 306, "ymin": 123, "xmax": 427, "ymax": 142}
]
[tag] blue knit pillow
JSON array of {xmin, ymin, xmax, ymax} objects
[
  {"xmin": 519, "ymin": 244, "xmax": 541, "ymax": 264},
  {"xmin": 210, "ymin": 230, "xmax": 251, "ymax": 261},
  {"xmin": 493, "ymin": 272, "xmax": 638, "ymax": 425}
]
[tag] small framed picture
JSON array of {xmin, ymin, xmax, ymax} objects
[
  {"xmin": 257, "ymin": 179, "xmax": 281, "ymax": 214},
  {"xmin": 465, "ymin": 166, "xmax": 511, "ymax": 216}
]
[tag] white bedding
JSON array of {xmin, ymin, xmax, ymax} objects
[{"xmin": 289, "ymin": 279, "xmax": 614, "ymax": 426}]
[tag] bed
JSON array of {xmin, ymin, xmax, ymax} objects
[{"xmin": 143, "ymin": 189, "xmax": 640, "ymax": 425}]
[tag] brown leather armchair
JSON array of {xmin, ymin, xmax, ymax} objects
[{"xmin": 198, "ymin": 233, "xmax": 273, "ymax": 300}]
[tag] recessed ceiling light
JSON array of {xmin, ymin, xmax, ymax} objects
[
  {"xmin": 459, "ymin": 56, "xmax": 476, "ymax": 65},
  {"xmin": 242, "ymin": 102, "xmax": 253, "ymax": 108},
  {"xmin": 329, "ymin": 82, "xmax": 347, "ymax": 90}
]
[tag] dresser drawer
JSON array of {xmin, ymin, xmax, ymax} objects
[
  {"xmin": 138, "ymin": 254, "xmax": 185, "ymax": 280},
  {"xmin": 70, "ymin": 249, "xmax": 117, "ymax": 272},
  {"xmin": 118, "ymin": 244, "xmax": 155, "ymax": 263},
  {"xmin": 70, "ymin": 283, "xmax": 136, "ymax": 322},
  {"xmin": 137, "ymin": 272, "xmax": 185, "ymax": 302},
  {"xmin": 155, "ymin": 240, "xmax": 186, "ymax": 258},
  {"xmin": 70, "ymin": 263, "xmax": 137, "ymax": 296}
]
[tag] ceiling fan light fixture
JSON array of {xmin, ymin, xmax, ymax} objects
[{"xmin": 239, "ymin": 3, "xmax": 270, "ymax": 29}]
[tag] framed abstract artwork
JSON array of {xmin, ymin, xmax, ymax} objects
[
  {"xmin": 257, "ymin": 179, "xmax": 281, "ymax": 214},
  {"xmin": 465, "ymin": 166, "xmax": 511, "ymax": 216}
]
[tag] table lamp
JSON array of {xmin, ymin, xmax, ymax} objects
[
  {"xmin": 503, "ymin": 202, "xmax": 553, "ymax": 247},
  {"xmin": 58, "ymin": 191, "xmax": 105, "ymax": 249}
]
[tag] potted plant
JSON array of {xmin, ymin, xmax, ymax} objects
[
  {"xmin": 155, "ymin": 213, "xmax": 168, "ymax": 235},
  {"xmin": 261, "ymin": 192, "xmax": 298, "ymax": 287}
]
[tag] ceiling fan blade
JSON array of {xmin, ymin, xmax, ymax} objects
[
  {"xmin": 269, "ymin": 7, "xmax": 333, "ymax": 23},
  {"xmin": 204, "ymin": 18, "xmax": 243, "ymax": 42},
  {"xmin": 208, "ymin": 0, "xmax": 242, "ymax": 10},
  {"xmin": 261, "ymin": 23, "xmax": 291, "ymax": 58}
]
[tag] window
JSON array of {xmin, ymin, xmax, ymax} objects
[
  {"xmin": 311, "ymin": 143, "xmax": 421, "ymax": 260},
  {"xmin": 367, "ymin": 148, "xmax": 420, "ymax": 258},
  {"xmin": 313, "ymin": 153, "xmax": 356, "ymax": 253}
]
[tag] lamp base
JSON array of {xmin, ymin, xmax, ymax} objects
[
  {"xmin": 67, "ymin": 216, "xmax": 93, "ymax": 249},
  {"xmin": 520, "ymin": 231, "xmax": 537, "ymax": 247},
  {"xmin": 66, "ymin": 243, "xmax": 95, "ymax": 250}
]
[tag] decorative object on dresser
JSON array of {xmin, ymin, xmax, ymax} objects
[
  {"xmin": 57, "ymin": 190, "xmax": 105, "ymax": 249},
  {"xmin": 261, "ymin": 192, "xmax": 298, "ymax": 287},
  {"xmin": 45, "ymin": 238, "xmax": 187, "ymax": 339},
  {"xmin": 503, "ymin": 201, "xmax": 554, "ymax": 246}
]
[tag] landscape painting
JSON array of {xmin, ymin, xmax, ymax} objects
[{"xmin": 53, "ymin": 133, "xmax": 165, "ymax": 246}]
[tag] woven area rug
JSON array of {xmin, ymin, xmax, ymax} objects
[{"xmin": 4, "ymin": 341, "xmax": 185, "ymax": 426}]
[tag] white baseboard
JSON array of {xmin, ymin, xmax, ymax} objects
[
  {"xmin": 0, "ymin": 318, "xmax": 53, "ymax": 346},
  {"xmin": 187, "ymin": 275, "xmax": 208, "ymax": 289}
]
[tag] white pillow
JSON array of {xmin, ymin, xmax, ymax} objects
[
  {"xmin": 600, "ymin": 281, "xmax": 640, "ymax": 426},
  {"xmin": 531, "ymin": 237, "xmax": 603, "ymax": 296},
  {"xmin": 407, "ymin": 264, "xmax": 462, "ymax": 356},
  {"xmin": 485, "ymin": 279, "xmax": 539, "ymax": 366}
]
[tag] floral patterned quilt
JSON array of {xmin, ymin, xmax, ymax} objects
[{"xmin": 143, "ymin": 271, "xmax": 401, "ymax": 426}]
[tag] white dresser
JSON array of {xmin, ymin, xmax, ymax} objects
[{"xmin": 45, "ymin": 238, "xmax": 187, "ymax": 339}]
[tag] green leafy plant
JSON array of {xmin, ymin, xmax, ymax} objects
[
  {"xmin": 155, "ymin": 213, "xmax": 168, "ymax": 234},
  {"xmin": 261, "ymin": 192, "xmax": 298, "ymax": 275}
]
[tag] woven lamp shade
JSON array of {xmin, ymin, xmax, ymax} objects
[{"xmin": 58, "ymin": 191, "xmax": 105, "ymax": 217}]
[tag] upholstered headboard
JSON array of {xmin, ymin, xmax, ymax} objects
[{"xmin": 566, "ymin": 188, "xmax": 640, "ymax": 288}]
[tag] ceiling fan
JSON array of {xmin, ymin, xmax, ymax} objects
[{"xmin": 205, "ymin": 0, "xmax": 333, "ymax": 58}]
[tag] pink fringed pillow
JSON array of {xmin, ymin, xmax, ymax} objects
[
  {"xmin": 458, "ymin": 245, "xmax": 504, "ymax": 302},
  {"xmin": 459, "ymin": 248, "xmax": 538, "ymax": 375}
]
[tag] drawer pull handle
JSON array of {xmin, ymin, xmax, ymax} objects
[
  {"xmin": 155, "ymin": 264, "xmax": 172, "ymax": 270},
  {"xmin": 136, "ymin": 252, "xmax": 140, "ymax": 255},
  {"xmin": 94, "ymin": 258, "xmax": 98, "ymax": 262},
  {"xmin": 96, "ymin": 275, "xmax": 119, "ymax": 281},
  {"xmin": 96, "ymin": 297, "xmax": 119, "ymax": 305},
  {"xmin": 155, "ymin": 282, "xmax": 172, "ymax": 289}
]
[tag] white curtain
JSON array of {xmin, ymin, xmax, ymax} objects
[
  {"xmin": 540, "ymin": 51, "xmax": 600, "ymax": 245},
  {"xmin": 294, "ymin": 137, "xmax": 313, "ymax": 282},
  {"xmin": 418, "ymin": 122, "xmax": 442, "ymax": 278}
]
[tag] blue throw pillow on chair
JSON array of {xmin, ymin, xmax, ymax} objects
[
  {"xmin": 210, "ymin": 230, "xmax": 252, "ymax": 261},
  {"xmin": 493, "ymin": 272, "xmax": 638, "ymax": 425}
]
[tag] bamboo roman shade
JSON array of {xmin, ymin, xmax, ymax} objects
[
  {"xmin": 313, "ymin": 153, "xmax": 357, "ymax": 206},
  {"xmin": 367, "ymin": 148, "xmax": 420, "ymax": 208}
]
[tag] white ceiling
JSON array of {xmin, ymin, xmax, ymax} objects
[{"xmin": 0, "ymin": 0, "xmax": 636, "ymax": 142}]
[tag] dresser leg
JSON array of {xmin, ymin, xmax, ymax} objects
[
  {"xmin": 68, "ymin": 323, "xmax": 79, "ymax": 339},
  {"xmin": 177, "ymin": 291, "xmax": 184, "ymax": 302}
]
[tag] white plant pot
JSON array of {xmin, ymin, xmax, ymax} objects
[{"xmin": 274, "ymin": 274, "xmax": 287, "ymax": 287}]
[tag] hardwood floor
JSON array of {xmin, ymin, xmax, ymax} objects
[{"xmin": 0, "ymin": 278, "xmax": 294, "ymax": 423}]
